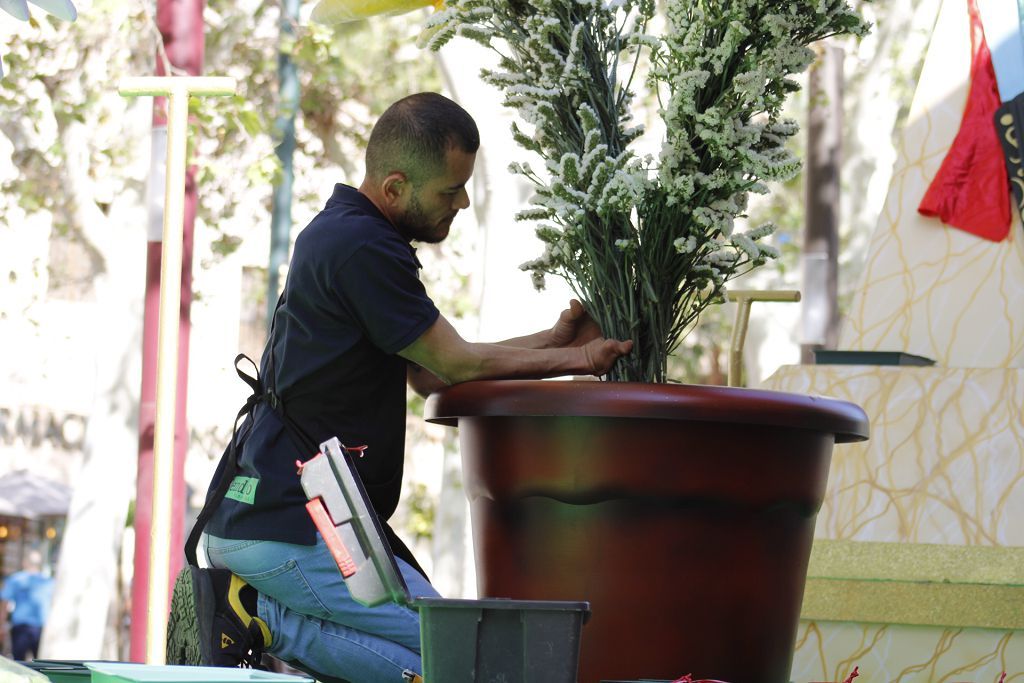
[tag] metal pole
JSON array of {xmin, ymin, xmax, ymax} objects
[
  {"xmin": 726, "ymin": 290, "xmax": 802, "ymax": 387},
  {"xmin": 267, "ymin": 0, "xmax": 301, "ymax": 326},
  {"xmin": 119, "ymin": 76, "xmax": 236, "ymax": 665}
]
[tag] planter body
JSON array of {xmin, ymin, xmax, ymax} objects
[{"xmin": 426, "ymin": 381, "xmax": 868, "ymax": 683}]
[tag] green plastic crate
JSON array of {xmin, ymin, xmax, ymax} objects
[
  {"xmin": 19, "ymin": 660, "xmax": 94, "ymax": 683},
  {"xmin": 416, "ymin": 597, "xmax": 589, "ymax": 683}
]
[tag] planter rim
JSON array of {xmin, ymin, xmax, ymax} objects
[{"xmin": 424, "ymin": 379, "xmax": 869, "ymax": 443}]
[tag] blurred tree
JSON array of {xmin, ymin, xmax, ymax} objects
[{"xmin": 1, "ymin": 0, "xmax": 439, "ymax": 657}]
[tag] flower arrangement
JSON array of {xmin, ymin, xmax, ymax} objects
[{"xmin": 421, "ymin": 0, "xmax": 868, "ymax": 382}]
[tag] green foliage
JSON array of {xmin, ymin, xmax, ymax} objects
[
  {"xmin": 404, "ymin": 481, "xmax": 436, "ymax": 541},
  {"xmin": 1, "ymin": 0, "xmax": 439, "ymax": 270},
  {"xmin": 187, "ymin": 2, "xmax": 442, "ymax": 259}
]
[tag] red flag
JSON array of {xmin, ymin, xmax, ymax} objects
[{"xmin": 918, "ymin": 0, "xmax": 1011, "ymax": 241}]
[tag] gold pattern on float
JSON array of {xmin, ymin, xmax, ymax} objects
[
  {"xmin": 765, "ymin": 366, "xmax": 1024, "ymax": 545},
  {"xmin": 763, "ymin": 364, "xmax": 1024, "ymax": 680},
  {"xmin": 791, "ymin": 623, "xmax": 1022, "ymax": 683},
  {"xmin": 837, "ymin": 0, "xmax": 1024, "ymax": 369},
  {"xmin": 766, "ymin": 0, "xmax": 1024, "ymax": 676}
]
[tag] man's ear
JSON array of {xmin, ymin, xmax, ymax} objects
[{"xmin": 381, "ymin": 172, "xmax": 408, "ymax": 205}]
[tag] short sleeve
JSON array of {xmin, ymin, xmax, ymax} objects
[
  {"xmin": 332, "ymin": 235, "xmax": 440, "ymax": 354},
  {"xmin": 0, "ymin": 574, "xmax": 18, "ymax": 601}
]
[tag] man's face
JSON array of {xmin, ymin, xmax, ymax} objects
[{"xmin": 394, "ymin": 147, "xmax": 476, "ymax": 244}]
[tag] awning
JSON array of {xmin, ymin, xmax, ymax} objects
[{"xmin": 0, "ymin": 470, "xmax": 72, "ymax": 520}]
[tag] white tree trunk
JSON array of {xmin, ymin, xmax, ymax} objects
[{"xmin": 39, "ymin": 109, "xmax": 149, "ymax": 659}]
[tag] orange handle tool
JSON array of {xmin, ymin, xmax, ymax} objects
[{"xmin": 305, "ymin": 497, "xmax": 358, "ymax": 578}]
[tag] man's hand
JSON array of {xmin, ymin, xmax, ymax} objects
[
  {"xmin": 581, "ymin": 337, "xmax": 634, "ymax": 375},
  {"xmin": 549, "ymin": 299, "xmax": 603, "ymax": 348}
]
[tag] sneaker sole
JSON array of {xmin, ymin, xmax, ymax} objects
[{"xmin": 167, "ymin": 566, "xmax": 213, "ymax": 666}]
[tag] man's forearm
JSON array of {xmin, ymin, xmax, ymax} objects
[
  {"xmin": 443, "ymin": 341, "xmax": 587, "ymax": 384},
  {"xmin": 488, "ymin": 329, "xmax": 553, "ymax": 349},
  {"xmin": 405, "ymin": 342, "xmax": 577, "ymax": 401},
  {"xmin": 401, "ymin": 314, "xmax": 630, "ymax": 389},
  {"xmin": 407, "ymin": 321, "xmax": 562, "ymax": 397}
]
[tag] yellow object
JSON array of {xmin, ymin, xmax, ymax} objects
[
  {"xmin": 311, "ymin": 0, "xmax": 442, "ymax": 24},
  {"xmin": 228, "ymin": 574, "xmax": 273, "ymax": 647},
  {"xmin": 803, "ymin": 540, "xmax": 1024, "ymax": 630},
  {"xmin": 725, "ymin": 289, "xmax": 801, "ymax": 387},
  {"xmin": 118, "ymin": 76, "xmax": 236, "ymax": 666}
]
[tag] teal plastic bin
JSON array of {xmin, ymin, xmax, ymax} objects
[{"xmin": 85, "ymin": 664, "xmax": 311, "ymax": 683}]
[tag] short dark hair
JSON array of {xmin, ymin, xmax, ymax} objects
[{"xmin": 365, "ymin": 92, "xmax": 480, "ymax": 185}]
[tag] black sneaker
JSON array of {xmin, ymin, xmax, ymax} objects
[{"xmin": 167, "ymin": 566, "xmax": 271, "ymax": 668}]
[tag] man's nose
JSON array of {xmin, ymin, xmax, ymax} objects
[{"xmin": 454, "ymin": 187, "xmax": 470, "ymax": 210}]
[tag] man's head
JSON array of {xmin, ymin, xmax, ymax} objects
[
  {"xmin": 24, "ymin": 549, "xmax": 43, "ymax": 573},
  {"xmin": 360, "ymin": 92, "xmax": 480, "ymax": 243}
]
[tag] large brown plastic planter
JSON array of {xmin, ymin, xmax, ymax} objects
[{"xmin": 425, "ymin": 380, "xmax": 869, "ymax": 683}]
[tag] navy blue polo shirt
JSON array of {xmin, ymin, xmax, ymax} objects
[{"xmin": 206, "ymin": 184, "xmax": 440, "ymax": 558}]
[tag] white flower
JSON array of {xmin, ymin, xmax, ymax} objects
[
  {"xmin": 733, "ymin": 69, "xmax": 766, "ymax": 104},
  {"xmin": 628, "ymin": 33, "xmax": 661, "ymax": 50},
  {"xmin": 508, "ymin": 161, "xmax": 534, "ymax": 176},
  {"xmin": 674, "ymin": 235, "xmax": 697, "ymax": 254},
  {"xmin": 516, "ymin": 207, "xmax": 554, "ymax": 221},
  {"xmin": 706, "ymin": 250, "xmax": 739, "ymax": 266},
  {"xmin": 745, "ymin": 222, "xmax": 776, "ymax": 240},
  {"xmin": 730, "ymin": 233, "xmax": 761, "ymax": 260}
]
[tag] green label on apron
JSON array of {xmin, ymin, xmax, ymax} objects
[{"xmin": 225, "ymin": 476, "xmax": 259, "ymax": 505}]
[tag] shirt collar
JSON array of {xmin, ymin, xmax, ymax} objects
[
  {"xmin": 325, "ymin": 183, "xmax": 382, "ymax": 216},
  {"xmin": 325, "ymin": 183, "xmax": 422, "ymax": 269}
]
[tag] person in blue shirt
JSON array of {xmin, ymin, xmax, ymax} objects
[
  {"xmin": 1, "ymin": 550, "xmax": 53, "ymax": 661},
  {"xmin": 167, "ymin": 92, "xmax": 632, "ymax": 683}
]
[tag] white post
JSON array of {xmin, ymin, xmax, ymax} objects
[{"xmin": 118, "ymin": 76, "xmax": 235, "ymax": 665}]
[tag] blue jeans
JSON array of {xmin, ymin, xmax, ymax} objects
[
  {"xmin": 205, "ymin": 534, "xmax": 439, "ymax": 683},
  {"xmin": 11, "ymin": 623, "xmax": 42, "ymax": 661}
]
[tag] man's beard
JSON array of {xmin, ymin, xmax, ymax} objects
[{"xmin": 394, "ymin": 192, "xmax": 449, "ymax": 244}]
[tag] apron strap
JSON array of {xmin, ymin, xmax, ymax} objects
[{"xmin": 184, "ymin": 354, "xmax": 266, "ymax": 567}]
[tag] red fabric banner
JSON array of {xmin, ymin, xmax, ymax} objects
[{"xmin": 918, "ymin": 0, "xmax": 1011, "ymax": 242}]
